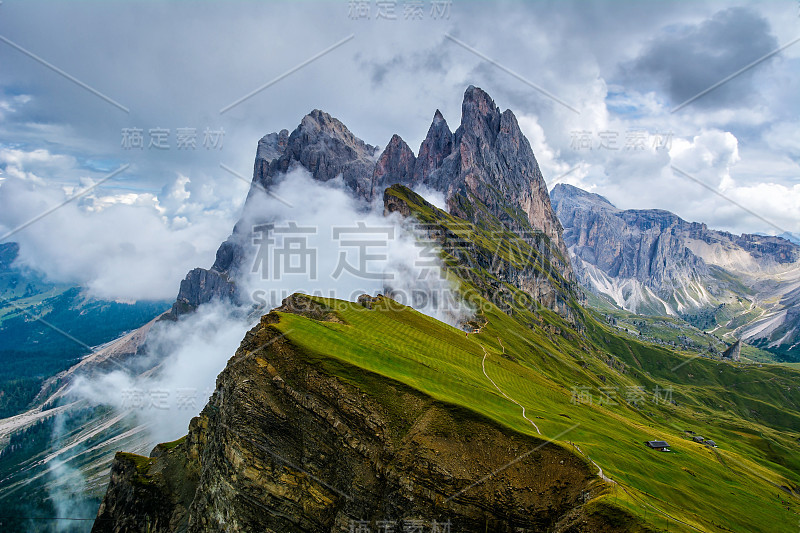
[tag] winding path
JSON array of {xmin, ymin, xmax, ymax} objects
[
  {"xmin": 480, "ymin": 344, "xmax": 541, "ymax": 435},
  {"xmin": 473, "ymin": 321, "xmax": 705, "ymax": 530}
]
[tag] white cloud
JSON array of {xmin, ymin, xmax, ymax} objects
[
  {"xmin": 517, "ymin": 114, "xmax": 571, "ymax": 180},
  {"xmin": 412, "ymin": 184, "xmax": 447, "ymax": 211},
  {"xmin": 235, "ymin": 168, "xmax": 473, "ymax": 327},
  {"xmin": 0, "ymin": 148, "xmax": 240, "ymax": 301},
  {"xmin": 69, "ymin": 301, "xmax": 249, "ymax": 445}
]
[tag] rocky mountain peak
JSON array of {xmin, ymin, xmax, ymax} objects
[
  {"xmin": 252, "ymin": 108, "xmax": 378, "ymax": 200},
  {"xmin": 372, "ymin": 134, "xmax": 416, "ymax": 199},
  {"xmin": 550, "ymin": 183, "xmax": 618, "ymax": 212},
  {"xmin": 459, "ymin": 85, "xmax": 502, "ymax": 144},
  {"xmin": 256, "ymin": 129, "xmax": 289, "ymax": 162},
  {"xmin": 420, "ymin": 86, "xmax": 572, "ymax": 271},
  {"xmin": 413, "ymin": 110, "xmax": 454, "ymax": 184}
]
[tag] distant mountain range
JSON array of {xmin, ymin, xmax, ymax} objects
[
  {"xmin": 0, "ymin": 242, "xmax": 169, "ymax": 417},
  {"xmin": 551, "ymin": 183, "xmax": 800, "ymax": 361}
]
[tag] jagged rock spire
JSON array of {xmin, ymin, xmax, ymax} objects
[
  {"xmin": 169, "ymin": 86, "xmax": 576, "ymax": 317},
  {"xmin": 371, "ymin": 134, "xmax": 416, "ymax": 201},
  {"xmin": 413, "ymin": 109, "xmax": 454, "ymax": 185}
]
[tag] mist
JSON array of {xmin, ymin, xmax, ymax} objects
[
  {"xmin": 234, "ymin": 167, "xmax": 473, "ymax": 326},
  {"xmin": 64, "ymin": 167, "xmax": 473, "ymax": 447}
]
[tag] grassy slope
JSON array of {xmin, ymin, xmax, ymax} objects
[
  {"xmin": 254, "ymin": 187, "xmax": 800, "ymax": 532},
  {"xmin": 271, "ymin": 293, "xmax": 800, "ymax": 532}
]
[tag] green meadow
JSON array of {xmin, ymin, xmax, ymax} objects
[{"xmin": 253, "ymin": 187, "xmax": 800, "ymax": 532}]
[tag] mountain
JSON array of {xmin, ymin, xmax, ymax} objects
[
  {"xmin": 551, "ymin": 183, "xmax": 800, "ymax": 361},
  {"xmin": 780, "ymin": 232, "xmax": 800, "ymax": 245},
  {"xmin": 0, "ymin": 242, "xmax": 170, "ymax": 417},
  {"xmin": 93, "ymin": 186, "xmax": 800, "ymax": 533},
  {"xmin": 0, "ymin": 86, "xmax": 583, "ymax": 532},
  {"xmin": 171, "ymin": 86, "xmax": 577, "ymax": 323},
  {"xmin": 4, "ymin": 88, "xmax": 800, "ymax": 533}
]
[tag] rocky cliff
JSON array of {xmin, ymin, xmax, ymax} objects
[
  {"xmin": 93, "ymin": 295, "xmax": 622, "ymax": 533},
  {"xmin": 551, "ymin": 183, "xmax": 800, "ymax": 359},
  {"xmin": 169, "ymin": 86, "xmax": 576, "ymax": 321}
]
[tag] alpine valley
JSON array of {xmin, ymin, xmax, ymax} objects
[
  {"xmin": 551, "ymin": 184, "xmax": 800, "ymax": 362},
  {"xmin": 1, "ymin": 87, "xmax": 799, "ymax": 533}
]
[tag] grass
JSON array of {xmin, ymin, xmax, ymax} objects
[
  {"xmin": 264, "ymin": 292, "xmax": 800, "ymax": 533},
  {"xmin": 240, "ymin": 186, "xmax": 800, "ymax": 532}
]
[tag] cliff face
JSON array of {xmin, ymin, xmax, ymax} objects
[
  {"xmin": 551, "ymin": 183, "xmax": 800, "ymax": 358},
  {"xmin": 170, "ymin": 86, "xmax": 576, "ymax": 321},
  {"xmin": 551, "ymin": 184, "xmax": 708, "ymax": 295},
  {"xmin": 252, "ymin": 109, "xmax": 380, "ymax": 200},
  {"xmin": 371, "ymin": 88, "xmax": 572, "ymax": 273},
  {"xmin": 432, "ymin": 87, "xmax": 571, "ymax": 271},
  {"xmin": 93, "ymin": 296, "xmax": 614, "ymax": 533}
]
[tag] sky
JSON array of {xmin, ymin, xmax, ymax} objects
[{"xmin": 1, "ymin": 0, "xmax": 799, "ymax": 302}]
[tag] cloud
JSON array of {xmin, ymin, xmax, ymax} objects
[
  {"xmin": 233, "ymin": 167, "xmax": 472, "ymax": 326},
  {"xmin": 517, "ymin": 114, "xmax": 572, "ymax": 179},
  {"xmin": 0, "ymin": 147, "xmax": 240, "ymax": 301},
  {"xmin": 412, "ymin": 184, "xmax": 447, "ymax": 211},
  {"xmin": 69, "ymin": 301, "xmax": 249, "ymax": 444},
  {"xmin": 620, "ymin": 7, "xmax": 779, "ymax": 110}
]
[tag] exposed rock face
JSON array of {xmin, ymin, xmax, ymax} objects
[
  {"xmin": 253, "ymin": 110, "xmax": 379, "ymax": 199},
  {"xmin": 93, "ymin": 298, "xmax": 609, "ymax": 533},
  {"xmin": 551, "ymin": 183, "xmax": 800, "ymax": 358},
  {"xmin": 417, "ymin": 87, "xmax": 572, "ymax": 272},
  {"xmin": 371, "ymin": 134, "xmax": 416, "ymax": 198},
  {"xmin": 551, "ymin": 184, "xmax": 708, "ymax": 297},
  {"xmin": 722, "ymin": 340, "xmax": 741, "ymax": 361},
  {"xmin": 167, "ymin": 267, "xmax": 236, "ymax": 319},
  {"xmin": 413, "ymin": 109, "xmax": 454, "ymax": 184},
  {"xmin": 169, "ymin": 86, "xmax": 576, "ymax": 321}
]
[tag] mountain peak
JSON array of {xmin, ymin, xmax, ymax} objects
[
  {"xmin": 460, "ymin": 85, "xmax": 501, "ymax": 142},
  {"xmin": 550, "ymin": 183, "xmax": 617, "ymax": 211},
  {"xmin": 251, "ymin": 109, "xmax": 378, "ymax": 199},
  {"xmin": 372, "ymin": 134, "xmax": 416, "ymax": 200},
  {"xmin": 413, "ymin": 109, "xmax": 455, "ymax": 185}
]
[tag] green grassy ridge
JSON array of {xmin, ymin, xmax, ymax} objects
[
  {"xmin": 388, "ymin": 187, "xmax": 800, "ymax": 530},
  {"xmin": 265, "ymin": 293, "xmax": 799, "ymax": 532}
]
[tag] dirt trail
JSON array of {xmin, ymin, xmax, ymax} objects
[{"xmin": 478, "ymin": 340, "xmax": 540, "ymax": 435}]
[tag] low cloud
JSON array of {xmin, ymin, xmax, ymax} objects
[
  {"xmin": 235, "ymin": 167, "xmax": 473, "ymax": 326},
  {"xmin": 0, "ymin": 147, "xmax": 241, "ymax": 301},
  {"xmin": 69, "ymin": 302, "xmax": 250, "ymax": 445}
]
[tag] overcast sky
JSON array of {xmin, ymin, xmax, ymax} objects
[{"xmin": 1, "ymin": 0, "xmax": 798, "ymax": 301}]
